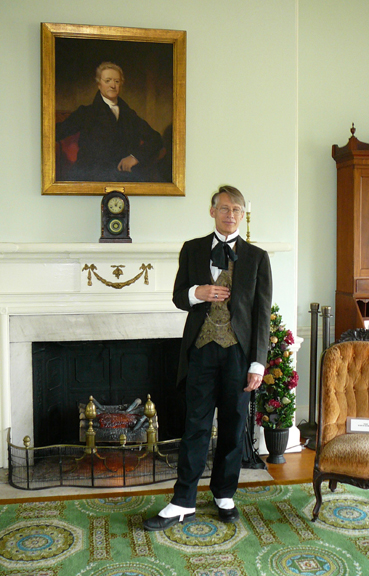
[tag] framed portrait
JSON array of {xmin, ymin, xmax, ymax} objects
[{"xmin": 41, "ymin": 22, "xmax": 186, "ymax": 196}]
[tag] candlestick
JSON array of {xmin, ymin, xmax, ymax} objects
[{"xmin": 246, "ymin": 211, "xmax": 251, "ymax": 243}]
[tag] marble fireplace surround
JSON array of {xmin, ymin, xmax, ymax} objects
[{"xmin": 0, "ymin": 241, "xmax": 296, "ymax": 468}]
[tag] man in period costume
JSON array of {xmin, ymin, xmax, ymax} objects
[{"xmin": 144, "ymin": 185, "xmax": 273, "ymax": 531}]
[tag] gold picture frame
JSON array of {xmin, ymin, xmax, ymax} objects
[{"xmin": 41, "ymin": 22, "xmax": 186, "ymax": 196}]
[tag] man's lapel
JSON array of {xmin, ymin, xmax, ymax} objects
[
  {"xmin": 195, "ymin": 234, "xmax": 213, "ymax": 285},
  {"xmin": 232, "ymin": 236, "xmax": 253, "ymax": 294}
]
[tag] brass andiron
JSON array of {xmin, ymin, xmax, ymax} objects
[
  {"xmin": 143, "ymin": 394, "xmax": 176, "ymax": 468},
  {"xmin": 73, "ymin": 396, "xmax": 114, "ymax": 472},
  {"xmin": 85, "ymin": 396, "xmax": 97, "ymax": 454},
  {"xmin": 144, "ymin": 394, "xmax": 158, "ymax": 451},
  {"xmin": 129, "ymin": 394, "xmax": 176, "ymax": 470}
]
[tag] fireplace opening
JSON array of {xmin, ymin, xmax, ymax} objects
[{"xmin": 32, "ymin": 338, "xmax": 185, "ymax": 447}]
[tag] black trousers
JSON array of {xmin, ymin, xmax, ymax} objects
[{"xmin": 172, "ymin": 341, "xmax": 250, "ymax": 507}]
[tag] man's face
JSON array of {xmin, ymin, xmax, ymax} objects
[
  {"xmin": 210, "ymin": 192, "xmax": 244, "ymax": 238},
  {"xmin": 98, "ymin": 68, "xmax": 123, "ymax": 103}
]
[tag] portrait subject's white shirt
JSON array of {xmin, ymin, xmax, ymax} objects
[{"xmin": 101, "ymin": 94, "xmax": 119, "ymax": 120}]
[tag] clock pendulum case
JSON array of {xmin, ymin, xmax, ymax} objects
[{"xmin": 99, "ymin": 190, "xmax": 132, "ymax": 243}]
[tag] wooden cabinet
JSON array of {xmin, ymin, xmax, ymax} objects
[{"xmin": 333, "ymin": 125, "xmax": 369, "ymax": 340}]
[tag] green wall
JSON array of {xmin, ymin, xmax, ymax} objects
[
  {"xmin": 298, "ymin": 0, "xmax": 369, "ymax": 328},
  {"xmin": 0, "ymin": 0, "xmax": 298, "ymax": 331}
]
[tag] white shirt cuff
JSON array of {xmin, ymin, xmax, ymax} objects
[
  {"xmin": 248, "ymin": 361, "xmax": 265, "ymax": 376},
  {"xmin": 188, "ymin": 285, "xmax": 203, "ymax": 306}
]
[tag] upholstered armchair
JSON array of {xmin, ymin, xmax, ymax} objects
[{"xmin": 312, "ymin": 340, "xmax": 369, "ymax": 520}]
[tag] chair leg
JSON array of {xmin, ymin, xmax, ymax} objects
[
  {"xmin": 329, "ymin": 479, "xmax": 337, "ymax": 492},
  {"xmin": 312, "ymin": 474, "xmax": 323, "ymax": 521}
]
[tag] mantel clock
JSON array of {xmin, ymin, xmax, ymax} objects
[{"xmin": 99, "ymin": 190, "xmax": 132, "ymax": 243}]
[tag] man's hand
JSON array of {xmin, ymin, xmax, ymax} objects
[
  {"xmin": 195, "ymin": 284, "xmax": 230, "ymax": 302},
  {"xmin": 244, "ymin": 372, "xmax": 263, "ymax": 392},
  {"xmin": 117, "ymin": 155, "xmax": 139, "ymax": 172}
]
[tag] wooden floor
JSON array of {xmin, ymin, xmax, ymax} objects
[
  {"xmin": 136, "ymin": 447, "xmax": 316, "ymax": 497},
  {"xmin": 258, "ymin": 446, "xmax": 315, "ymax": 486}
]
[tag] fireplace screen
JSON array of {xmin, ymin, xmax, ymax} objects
[{"xmin": 7, "ymin": 433, "xmax": 216, "ymax": 491}]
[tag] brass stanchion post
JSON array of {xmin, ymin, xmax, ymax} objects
[
  {"xmin": 298, "ymin": 303, "xmax": 319, "ymax": 444},
  {"xmin": 321, "ymin": 306, "xmax": 333, "ymax": 352}
]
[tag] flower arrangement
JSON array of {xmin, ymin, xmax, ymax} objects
[{"xmin": 256, "ymin": 304, "xmax": 299, "ymax": 429}]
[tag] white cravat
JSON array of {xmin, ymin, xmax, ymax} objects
[
  {"xmin": 210, "ymin": 229, "xmax": 239, "ymax": 282},
  {"xmin": 110, "ymin": 104, "xmax": 119, "ymax": 120}
]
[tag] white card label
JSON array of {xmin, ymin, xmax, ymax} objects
[{"xmin": 346, "ymin": 417, "xmax": 369, "ymax": 433}]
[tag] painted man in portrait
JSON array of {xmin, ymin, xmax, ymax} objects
[{"xmin": 56, "ymin": 62, "xmax": 164, "ymax": 182}]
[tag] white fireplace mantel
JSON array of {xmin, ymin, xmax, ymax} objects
[
  {"xmin": 0, "ymin": 242, "xmax": 291, "ymax": 316},
  {"xmin": 0, "ymin": 241, "xmax": 294, "ymax": 468},
  {"xmin": 0, "ymin": 242, "xmax": 292, "ymax": 255}
]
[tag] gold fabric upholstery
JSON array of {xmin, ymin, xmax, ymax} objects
[
  {"xmin": 319, "ymin": 433, "xmax": 369, "ymax": 476},
  {"xmin": 313, "ymin": 340, "xmax": 369, "ymax": 520},
  {"xmin": 320, "ymin": 342, "xmax": 369, "ymax": 447}
]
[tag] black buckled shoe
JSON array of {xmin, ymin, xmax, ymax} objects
[
  {"xmin": 213, "ymin": 499, "xmax": 239, "ymax": 523},
  {"xmin": 143, "ymin": 512, "xmax": 196, "ymax": 531}
]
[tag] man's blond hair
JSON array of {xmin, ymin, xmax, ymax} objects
[
  {"xmin": 211, "ymin": 185, "xmax": 245, "ymax": 209},
  {"xmin": 95, "ymin": 62, "xmax": 124, "ymax": 83}
]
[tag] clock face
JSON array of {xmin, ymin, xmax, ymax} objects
[
  {"xmin": 107, "ymin": 196, "xmax": 125, "ymax": 214},
  {"xmin": 108, "ymin": 218, "xmax": 124, "ymax": 235}
]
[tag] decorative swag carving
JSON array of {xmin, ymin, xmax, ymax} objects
[{"xmin": 82, "ymin": 263, "xmax": 153, "ymax": 289}]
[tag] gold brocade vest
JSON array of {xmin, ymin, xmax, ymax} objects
[{"xmin": 195, "ymin": 260, "xmax": 238, "ymax": 349}]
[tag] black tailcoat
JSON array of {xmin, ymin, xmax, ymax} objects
[{"xmin": 173, "ymin": 233, "xmax": 273, "ymax": 385}]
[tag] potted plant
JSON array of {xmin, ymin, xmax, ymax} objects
[{"xmin": 256, "ymin": 304, "xmax": 299, "ymax": 463}]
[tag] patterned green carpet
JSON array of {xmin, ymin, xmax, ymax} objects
[{"xmin": 1, "ymin": 482, "xmax": 369, "ymax": 575}]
